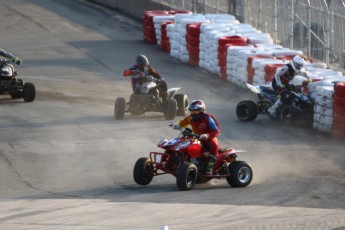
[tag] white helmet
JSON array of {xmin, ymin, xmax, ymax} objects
[{"xmin": 290, "ymin": 55, "xmax": 306, "ymax": 73}]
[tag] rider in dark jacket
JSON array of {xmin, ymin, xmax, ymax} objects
[
  {"xmin": 123, "ymin": 54, "xmax": 168, "ymax": 103},
  {"xmin": 268, "ymin": 55, "xmax": 310, "ymax": 115}
]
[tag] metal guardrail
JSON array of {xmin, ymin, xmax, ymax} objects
[{"xmin": 153, "ymin": 0, "xmax": 345, "ymax": 70}]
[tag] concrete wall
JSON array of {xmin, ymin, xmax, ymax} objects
[{"xmin": 89, "ymin": 0, "xmax": 173, "ymax": 20}]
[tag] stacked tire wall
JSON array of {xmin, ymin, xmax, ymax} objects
[
  {"xmin": 91, "ymin": 0, "xmax": 345, "ymax": 138},
  {"xmin": 144, "ymin": 11, "xmax": 345, "ymax": 137},
  {"xmin": 333, "ymin": 82, "xmax": 345, "ymax": 138}
]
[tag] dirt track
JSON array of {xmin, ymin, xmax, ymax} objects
[{"xmin": 1, "ymin": 0, "xmax": 345, "ymax": 229}]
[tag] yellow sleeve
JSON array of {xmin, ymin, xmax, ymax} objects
[{"xmin": 178, "ymin": 116, "xmax": 192, "ymax": 128}]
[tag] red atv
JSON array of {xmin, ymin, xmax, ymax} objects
[{"xmin": 133, "ymin": 125, "xmax": 253, "ymax": 190}]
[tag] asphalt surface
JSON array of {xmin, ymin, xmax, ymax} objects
[{"xmin": 1, "ymin": 0, "xmax": 345, "ymax": 229}]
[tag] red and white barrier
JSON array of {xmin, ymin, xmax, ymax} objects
[{"xmin": 143, "ymin": 11, "xmax": 345, "ymax": 137}]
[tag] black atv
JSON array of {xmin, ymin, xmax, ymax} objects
[{"xmin": 0, "ymin": 59, "xmax": 35, "ymax": 102}]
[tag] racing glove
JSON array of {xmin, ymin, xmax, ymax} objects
[
  {"xmin": 199, "ymin": 133, "xmax": 209, "ymax": 140},
  {"xmin": 278, "ymin": 84, "xmax": 285, "ymax": 90},
  {"xmin": 12, "ymin": 57, "xmax": 22, "ymax": 65},
  {"xmin": 169, "ymin": 123, "xmax": 180, "ymax": 130}
]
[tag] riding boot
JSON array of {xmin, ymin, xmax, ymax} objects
[
  {"xmin": 206, "ymin": 155, "xmax": 216, "ymax": 175},
  {"xmin": 268, "ymin": 99, "xmax": 282, "ymax": 115}
]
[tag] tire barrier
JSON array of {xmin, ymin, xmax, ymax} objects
[
  {"xmin": 143, "ymin": 11, "xmax": 345, "ymax": 137},
  {"xmin": 143, "ymin": 10, "xmax": 193, "ymax": 44},
  {"xmin": 143, "ymin": 11, "xmax": 169, "ymax": 44},
  {"xmin": 313, "ymin": 86, "xmax": 335, "ymax": 133},
  {"xmin": 153, "ymin": 15, "xmax": 175, "ymax": 45},
  {"xmin": 332, "ymin": 82, "xmax": 345, "ymax": 138},
  {"xmin": 186, "ymin": 23, "xmax": 202, "ymax": 66},
  {"xmin": 217, "ymin": 35, "xmax": 248, "ymax": 80},
  {"xmin": 160, "ymin": 20, "xmax": 174, "ymax": 52}
]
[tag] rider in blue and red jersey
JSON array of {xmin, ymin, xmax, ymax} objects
[{"xmin": 171, "ymin": 100, "xmax": 220, "ymax": 174}]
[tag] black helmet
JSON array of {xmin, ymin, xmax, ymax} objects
[{"xmin": 136, "ymin": 54, "xmax": 149, "ymax": 68}]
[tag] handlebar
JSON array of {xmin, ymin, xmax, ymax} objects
[{"xmin": 169, "ymin": 124, "xmax": 199, "ymax": 139}]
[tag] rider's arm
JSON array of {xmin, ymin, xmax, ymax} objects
[
  {"xmin": 178, "ymin": 116, "xmax": 192, "ymax": 128},
  {"xmin": 123, "ymin": 66, "xmax": 140, "ymax": 77},
  {"xmin": 123, "ymin": 69, "xmax": 132, "ymax": 77},
  {"xmin": 205, "ymin": 115, "xmax": 220, "ymax": 138},
  {"xmin": 148, "ymin": 66, "xmax": 161, "ymax": 79},
  {"xmin": 274, "ymin": 65, "xmax": 289, "ymax": 85},
  {"xmin": 0, "ymin": 49, "xmax": 16, "ymax": 59}
]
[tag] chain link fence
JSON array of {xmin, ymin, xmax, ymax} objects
[{"xmin": 153, "ymin": 0, "xmax": 345, "ymax": 70}]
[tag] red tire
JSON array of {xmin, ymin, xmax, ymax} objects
[
  {"xmin": 264, "ymin": 63, "xmax": 284, "ymax": 74},
  {"xmin": 334, "ymin": 104, "xmax": 345, "ymax": 115},
  {"xmin": 169, "ymin": 10, "xmax": 192, "ymax": 15},
  {"xmin": 334, "ymin": 113, "xmax": 345, "ymax": 124},
  {"xmin": 264, "ymin": 73, "xmax": 275, "ymax": 82},
  {"xmin": 188, "ymin": 59, "xmax": 199, "ymax": 66},
  {"xmin": 218, "ymin": 45, "xmax": 228, "ymax": 53},
  {"xmin": 247, "ymin": 55, "xmax": 274, "ymax": 66},
  {"xmin": 332, "ymin": 129, "xmax": 345, "ymax": 139},
  {"xmin": 218, "ymin": 35, "xmax": 247, "ymax": 46},
  {"xmin": 187, "ymin": 44, "xmax": 199, "ymax": 54},
  {"xmin": 187, "ymin": 35, "xmax": 200, "ymax": 47},
  {"xmin": 333, "ymin": 94, "xmax": 345, "ymax": 107},
  {"xmin": 189, "ymin": 51, "xmax": 199, "ymax": 60},
  {"xmin": 334, "ymin": 82, "xmax": 345, "ymax": 97},
  {"xmin": 187, "ymin": 23, "xmax": 202, "ymax": 37}
]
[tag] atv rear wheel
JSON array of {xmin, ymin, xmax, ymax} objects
[
  {"xmin": 133, "ymin": 157, "xmax": 154, "ymax": 185},
  {"xmin": 226, "ymin": 161, "xmax": 252, "ymax": 187},
  {"xmin": 236, "ymin": 100, "xmax": 258, "ymax": 121},
  {"xmin": 114, "ymin": 97, "xmax": 126, "ymax": 120},
  {"xmin": 164, "ymin": 98, "xmax": 177, "ymax": 120},
  {"xmin": 174, "ymin": 94, "xmax": 189, "ymax": 116},
  {"xmin": 176, "ymin": 162, "xmax": 197, "ymax": 191},
  {"xmin": 23, "ymin": 82, "xmax": 36, "ymax": 102}
]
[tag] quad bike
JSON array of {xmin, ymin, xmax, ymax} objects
[
  {"xmin": 114, "ymin": 75, "xmax": 188, "ymax": 120},
  {"xmin": 236, "ymin": 82, "xmax": 313, "ymax": 125},
  {"xmin": 0, "ymin": 59, "xmax": 35, "ymax": 102},
  {"xmin": 133, "ymin": 125, "xmax": 253, "ymax": 191}
]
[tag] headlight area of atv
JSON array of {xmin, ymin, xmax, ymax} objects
[
  {"xmin": 175, "ymin": 141, "xmax": 191, "ymax": 151},
  {"xmin": 157, "ymin": 139, "xmax": 169, "ymax": 148}
]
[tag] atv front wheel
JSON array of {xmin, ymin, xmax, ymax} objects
[
  {"xmin": 164, "ymin": 98, "xmax": 177, "ymax": 120},
  {"xmin": 176, "ymin": 162, "xmax": 197, "ymax": 191},
  {"xmin": 174, "ymin": 94, "xmax": 189, "ymax": 116},
  {"xmin": 133, "ymin": 157, "xmax": 154, "ymax": 185},
  {"xmin": 114, "ymin": 97, "xmax": 126, "ymax": 120},
  {"xmin": 23, "ymin": 82, "xmax": 36, "ymax": 102},
  {"xmin": 226, "ymin": 161, "xmax": 252, "ymax": 187},
  {"xmin": 236, "ymin": 100, "xmax": 258, "ymax": 121}
]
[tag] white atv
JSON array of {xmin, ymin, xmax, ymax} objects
[{"xmin": 114, "ymin": 76, "xmax": 188, "ymax": 120}]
